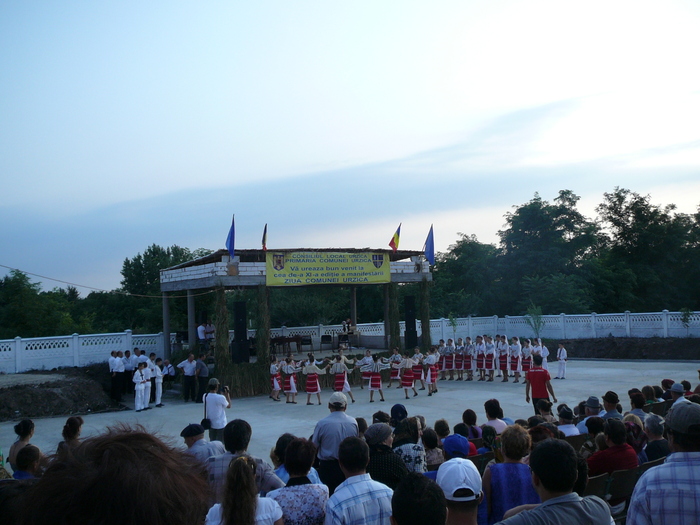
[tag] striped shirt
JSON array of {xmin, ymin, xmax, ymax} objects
[
  {"xmin": 324, "ymin": 473, "xmax": 392, "ymax": 525},
  {"xmin": 627, "ymin": 452, "xmax": 700, "ymax": 525}
]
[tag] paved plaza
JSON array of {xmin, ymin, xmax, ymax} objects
[{"xmin": 1, "ymin": 359, "xmax": 698, "ymax": 470}]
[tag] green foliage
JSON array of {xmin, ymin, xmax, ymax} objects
[
  {"xmin": 388, "ymin": 283, "xmax": 401, "ymax": 350},
  {"xmin": 524, "ymin": 303, "xmax": 545, "ymax": 339}
]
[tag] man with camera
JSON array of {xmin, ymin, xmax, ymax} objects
[{"xmin": 204, "ymin": 378, "xmax": 231, "ymax": 443}]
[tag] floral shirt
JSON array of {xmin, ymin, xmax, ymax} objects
[
  {"xmin": 267, "ymin": 477, "xmax": 329, "ymax": 525},
  {"xmin": 392, "ymin": 440, "xmax": 426, "ymax": 473}
]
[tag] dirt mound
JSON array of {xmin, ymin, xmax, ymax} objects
[{"xmin": 561, "ymin": 337, "xmax": 700, "ymax": 360}]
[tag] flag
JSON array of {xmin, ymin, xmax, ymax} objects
[
  {"xmin": 226, "ymin": 215, "xmax": 235, "ymax": 258},
  {"xmin": 388, "ymin": 223, "xmax": 401, "ymax": 253},
  {"xmin": 423, "ymin": 225, "xmax": 435, "ymax": 265},
  {"xmin": 262, "ymin": 223, "xmax": 268, "ymax": 251}
]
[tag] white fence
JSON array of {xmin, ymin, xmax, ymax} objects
[{"xmin": 1, "ymin": 310, "xmax": 698, "ymax": 374}]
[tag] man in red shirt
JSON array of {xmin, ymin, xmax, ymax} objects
[{"xmin": 525, "ymin": 355, "xmax": 557, "ymax": 415}]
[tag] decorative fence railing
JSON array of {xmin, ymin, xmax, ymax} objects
[{"xmin": 0, "ymin": 310, "xmax": 697, "ymax": 374}]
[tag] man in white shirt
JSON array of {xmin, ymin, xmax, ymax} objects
[
  {"xmin": 204, "ymin": 378, "xmax": 231, "ymax": 442},
  {"xmin": 197, "ymin": 322, "xmax": 207, "ymax": 351},
  {"xmin": 554, "ymin": 344, "xmax": 567, "ymax": 379},
  {"xmin": 557, "ymin": 406, "xmax": 580, "ymax": 437},
  {"xmin": 325, "ymin": 436, "xmax": 393, "ymax": 525},
  {"xmin": 154, "ymin": 357, "xmax": 165, "ymax": 407},
  {"xmin": 122, "ymin": 349, "xmax": 135, "ymax": 395},
  {"xmin": 178, "ymin": 353, "xmax": 197, "ymax": 402}
]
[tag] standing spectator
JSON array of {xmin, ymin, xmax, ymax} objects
[
  {"xmin": 324, "ymin": 437, "xmax": 393, "ymax": 525},
  {"xmin": 181, "ymin": 423, "xmax": 226, "ymax": 466},
  {"xmin": 392, "ymin": 417, "xmax": 426, "ymax": 473},
  {"xmin": 122, "ymin": 349, "xmax": 135, "ymax": 394},
  {"xmin": 178, "ymin": 353, "xmax": 197, "ymax": 402},
  {"xmin": 627, "ymin": 402, "xmax": 700, "ymax": 525},
  {"xmin": 205, "ymin": 378, "xmax": 232, "ymax": 443},
  {"xmin": 196, "ymin": 353, "xmax": 211, "ymax": 403},
  {"xmin": 365, "ymin": 423, "xmax": 409, "ymax": 489},
  {"xmin": 436, "ymin": 458, "xmax": 482, "ymax": 525},
  {"xmin": 391, "ymin": 473, "xmax": 447, "ymax": 525},
  {"xmin": 113, "ymin": 351, "xmax": 125, "ymax": 402},
  {"xmin": 312, "ymin": 392, "xmax": 359, "ymax": 495},
  {"xmin": 643, "ymin": 414, "xmax": 670, "ymax": 461},
  {"xmin": 205, "ymin": 319, "xmax": 216, "ymax": 346},
  {"xmin": 154, "ymin": 357, "xmax": 165, "ymax": 407},
  {"xmin": 524, "ymin": 355, "xmax": 557, "ymax": 415},
  {"xmin": 162, "ymin": 359, "xmax": 176, "ymax": 390},
  {"xmin": 198, "ymin": 321, "xmax": 208, "ymax": 351},
  {"xmin": 268, "ymin": 438, "xmax": 329, "ymax": 525}
]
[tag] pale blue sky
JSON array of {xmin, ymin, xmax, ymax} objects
[{"xmin": 1, "ymin": 1, "xmax": 699, "ymax": 292}]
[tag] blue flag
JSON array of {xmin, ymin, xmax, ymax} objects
[
  {"xmin": 226, "ymin": 215, "xmax": 235, "ymax": 258},
  {"xmin": 424, "ymin": 225, "xmax": 435, "ymax": 265}
]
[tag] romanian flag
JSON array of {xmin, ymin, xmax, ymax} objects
[
  {"xmin": 424, "ymin": 225, "xmax": 435, "ymax": 265},
  {"xmin": 262, "ymin": 224, "xmax": 268, "ymax": 251},
  {"xmin": 389, "ymin": 223, "xmax": 401, "ymax": 253},
  {"xmin": 226, "ymin": 215, "xmax": 235, "ymax": 258}
]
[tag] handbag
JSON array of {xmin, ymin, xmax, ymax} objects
[{"xmin": 200, "ymin": 393, "xmax": 212, "ymax": 430}]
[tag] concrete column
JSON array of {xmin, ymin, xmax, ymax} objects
[
  {"xmin": 187, "ymin": 290, "xmax": 196, "ymax": 350},
  {"xmin": 162, "ymin": 293, "xmax": 171, "ymax": 359},
  {"xmin": 350, "ymin": 286, "xmax": 358, "ymax": 326},
  {"xmin": 662, "ymin": 309, "xmax": 669, "ymax": 338},
  {"xmin": 72, "ymin": 333, "xmax": 80, "ymax": 367},
  {"xmin": 383, "ymin": 284, "xmax": 390, "ymax": 349},
  {"xmin": 625, "ymin": 310, "xmax": 631, "ymax": 337}
]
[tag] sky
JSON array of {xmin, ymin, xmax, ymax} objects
[{"xmin": 1, "ymin": 1, "xmax": 699, "ymax": 293}]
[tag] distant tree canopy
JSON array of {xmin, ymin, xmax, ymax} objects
[{"xmin": 1, "ymin": 188, "xmax": 697, "ymax": 339}]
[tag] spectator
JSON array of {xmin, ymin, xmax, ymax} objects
[
  {"xmin": 478, "ymin": 425, "xmax": 498, "ymax": 455},
  {"xmin": 482, "ymin": 425, "xmax": 540, "ymax": 524},
  {"xmin": 579, "ymin": 416, "xmax": 605, "ymax": 459},
  {"xmin": 556, "ymin": 406, "xmax": 579, "ymax": 436},
  {"xmin": 670, "ymin": 382, "xmax": 692, "ymax": 406},
  {"xmin": 642, "ymin": 414, "xmax": 670, "ymax": 461},
  {"xmin": 499, "ymin": 439, "xmax": 611, "ymax": 524},
  {"xmin": 392, "ymin": 417, "xmax": 426, "ymax": 473},
  {"xmin": 660, "ymin": 379, "xmax": 674, "ymax": 401},
  {"xmin": 268, "ymin": 438, "xmax": 329, "ymax": 525},
  {"xmin": 181, "ymin": 423, "xmax": 225, "ymax": 465},
  {"xmin": 436, "ymin": 458, "xmax": 482, "ymax": 525},
  {"xmin": 205, "ymin": 378, "xmax": 232, "ymax": 443},
  {"xmin": 206, "ymin": 455, "xmax": 283, "ymax": 525},
  {"xmin": 680, "ymin": 380, "xmax": 692, "ymax": 396},
  {"xmin": 196, "ymin": 353, "xmax": 211, "ymax": 403},
  {"xmin": 271, "ymin": 433, "xmax": 322, "ymax": 485},
  {"xmin": 526, "ymin": 415, "xmax": 545, "ymax": 429},
  {"xmin": 12, "ymin": 445, "xmax": 43, "ymax": 480},
  {"xmin": 372, "ymin": 411, "xmax": 391, "ymax": 424},
  {"xmin": 177, "ymin": 353, "xmax": 197, "ymax": 402},
  {"xmin": 324, "ymin": 437, "xmax": 393, "ymax": 525},
  {"xmin": 627, "ymin": 402, "xmax": 700, "ymax": 525},
  {"xmin": 484, "ymin": 399, "xmax": 507, "ymax": 434},
  {"xmin": 442, "ymin": 433, "xmax": 477, "ymax": 459},
  {"xmin": 365, "ymin": 423, "xmax": 409, "ymax": 489},
  {"xmin": 627, "ymin": 393, "xmax": 648, "ymax": 424},
  {"xmin": 391, "ymin": 472, "xmax": 447, "ymax": 525},
  {"xmin": 600, "ymin": 391, "xmax": 623, "ymax": 420},
  {"xmin": 641, "ymin": 385, "xmax": 657, "ymax": 404},
  {"xmin": 19, "ymin": 426, "xmax": 211, "ymax": 525},
  {"xmin": 434, "ymin": 419, "xmax": 450, "ymax": 442},
  {"xmin": 207, "ymin": 419, "xmax": 284, "ymax": 502},
  {"xmin": 356, "ymin": 418, "xmax": 368, "ymax": 439},
  {"xmin": 390, "ymin": 404, "xmax": 408, "ymax": 429},
  {"xmin": 461, "ymin": 409, "xmax": 482, "ymax": 439},
  {"xmin": 624, "ymin": 420, "xmax": 648, "ymax": 464},
  {"xmin": 57, "ymin": 416, "xmax": 84, "ymax": 452},
  {"xmin": 575, "ymin": 396, "xmax": 602, "ymax": 433},
  {"xmin": 162, "ymin": 359, "xmax": 176, "ymax": 390},
  {"xmin": 8, "ymin": 419, "xmax": 35, "ymax": 472},
  {"xmin": 422, "ymin": 428, "xmax": 445, "ymax": 470},
  {"xmin": 535, "ymin": 400, "xmax": 555, "ymax": 423}
]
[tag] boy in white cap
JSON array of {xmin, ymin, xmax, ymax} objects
[{"xmin": 436, "ymin": 458, "xmax": 483, "ymax": 525}]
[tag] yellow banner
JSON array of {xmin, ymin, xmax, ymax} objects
[{"xmin": 266, "ymin": 251, "xmax": 391, "ymax": 286}]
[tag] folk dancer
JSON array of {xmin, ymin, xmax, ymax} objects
[
  {"xmin": 509, "ymin": 337, "xmax": 522, "ymax": 383},
  {"xmin": 282, "ymin": 357, "xmax": 302, "ymax": 404},
  {"xmin": 154, "ymin": 357, "xmax": 164, "ymax": 407},
  {"xmin": 495, "ymin": 334, "xmax": 508, "ymax": 378},
  {"xmin": 412, "ymin": 347, "xmax": 426, "ymax": 390},
  {"xmin": 329, "ymin": 355, "xmax": 356, "ymax": 403},
  {"xmin": 269, "ymin": 356, "xmax": 282, "ymax": 402},
  {"xmin": 361, "ymin": 354, "xmax": 391, "ymax": 402},
  {"xmin": 454, "ymin": 338, "xmax": 465, "ymax": 381},
  {"xmin": 521, "ymin": 339, "xmax": 533, "ymax": 374},
  {"xmin": 133, "ymin": 361, "xmax": 149, "ymax": 412},
  {"xmin": 475, "ymin": 335, "xmax": 487, "ymax": 382},
  {"xmin": 387, "ymin": 347, "xmax": 403, "ymax": 388},
  {"xmin": 303, "ymin": 360, "xmax": 329, "ymax": 405},
  {"xmin": 436, "ymin": 339, "xmax": 446, "ymax": 380},
  {"xmin": 484, "ymin": 335, "xmax": 496, "ymax": 382},
  {"xmin": 424, "ymin": 346, "xmax": 439, "ymax": 396},
  {"xmin": 356, "ymin": 349, "xmax": 374, "ymax": 389},
  {"xmin": 394, "ymin": 353, "xmax": 419, "ymax": 399},
  {"xmin": 539, "ymin": 339, "xmax": 550, "ymax": 371},
  {"xmin": 498, "ymin": 335, "xmax": 510, "ymax": 382},
  {"xmin": 555, "ymin": 343, "xmax": 567, "ymax": 379},
  {"xmin": 464, "ymin": 336, "xmax": 475, "ymax": 381},
  {"xmin": 442, "ymin": 338, "xmax": 456, "ymax": 380}
]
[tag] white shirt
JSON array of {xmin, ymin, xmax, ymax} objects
[
  {"xmin": 113, "ymin": 357, "xmax": 125, "ymax": 373},
  {"xmin": 154, "ymin": 364, "xmax": 163, "ymax": 382},
  {"xmin": 197, "ymin": 324, "xmax": 206, "ymax": 339},
  {"xmin": 206, "ymin": 497, "xmax": 282, "ymax": 525},
  {"xmin": 558, "ymin": 424, "xmax": 580, "ymax": 436},
  {"xmin": 204, "ymin": 393, "xmax": 229, "ymax": 430},
  {"xmin": 178, "ymin": 359, "xmax": 197, "ymax": 376},
  {"xmin": 557, "ymin": 347, "xmax": 567, "ymax": 360},
  {"xmin": 108, "ymin": 356, "xmax": 117, "ymax": 372}
]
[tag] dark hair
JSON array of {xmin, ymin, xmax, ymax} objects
[
  {"xmin": 573, "ymin": 453, "xmax": 589, "ymax": 497},
  {"xmin": 273, "ymin": 433, "xmax": 296, "ymax": 465},
  {"xmin": 514, "ymin": 419, "xmax": 529, "ymax": 428},
  {"xmin": 627, "ymin": 388, "xmax": 641, "ymax": 397},
  {"xmin": 527, "ymin": 415, "xmax": 545, "ymax": 428},
  {"xmin": 356, "ymin": 418, "xmax": 368, "ymax": 435},
  {"xmin": 630, "ymin": 393, "xmax": 645, "ymax": 409},
  {"xmin": 14, "ymin": 420, "xmax": 34, "ymax": 440},
  {"xmin": 394, "ymin": 417, "xmax": 420, "ymax": 444},
  {"xmin": 604, "ymin": 419, "xmax": 626, "ymax": 445},
  {"xmin": 422, "ymin": 428, "xmax": 439, "ymax": 449},
  {"xmin": 528, "ymin": 425, "xmax": 556, "ymax": 446},
  {"xmin": 536, "ymin": 399, "xmax": 553, "ymax": 413},
  {"xmin": 481, "ymin": 425, "xmax": 497, "ymax": 449},
  {"xmin": 16, "ymin": 444, "xmax": 41, "ymax": 471},
  {"xmin": 462, "ymin": 409, "xmax": 477, "ymax": 426},
  {"xmin": 681, "ymin": 380, "xmax": 692, "ymax": 392},
  {"xmin": 222, "ymin": 456, "xmax": 258, "ymax": 525},
  {"xmin": 453, "ymin": 423, "xmax": 470, "ymax": 439},
  {"xmin": 62, "ymin": 416, "xmax": 84, "ymax": 442},
  {"xmin": 652, "ymin": 385, "xmax": 664, "ymax": 399},
  {"xmin": 529, "ymin": 439, "xmax": 578, "ymax": 492},
  {"xmin": 584, "ymin": 416, "xmax": 605, "ymax": 436},
  {"xmin": 484, "ymin": 399, "xmax": 502, "ymax": 419},
  {"xmin": 284, "ymin": 438, "xmax": 317, "ymax": 477},
  {"xmin": 533, "ymin": 355, "xmax": 543, "ymax": 366},
  {"xmin": 224, "ymin": 419, "xmax": 252, "ymax": 453},
  {"xmin": 372, "ymin": 411, "xmax": 391, "ymax": 424},
  {"xmin": 641, "ymin": 385, "xmax": 656, "ymax": 403},
  {"xmin": 338, "ymin": 437, "xmax": 369, "ymax": 473},
  {"xmin": 20, "ymin": 425, "xmax": 210, "ymax": 525},
  {"xmin": 434, "ymin": 419, "xmax": 450, "ymax": 439},
  {"xmin": 391, "ymin": 473, "xmax": 447, "ymax": 525}
]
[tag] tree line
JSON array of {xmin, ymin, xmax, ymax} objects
[{"xmin": 1, "ymin": 187, "xmax": 697, "ymax": 339}]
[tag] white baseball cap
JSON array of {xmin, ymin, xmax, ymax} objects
[
  {"xmin": 436, "ymin": 458, "xmax": 482, "ymax": 502},
  {"xmin": 329, "ymin": 392, "xmax": 348, "ymax": 407}
]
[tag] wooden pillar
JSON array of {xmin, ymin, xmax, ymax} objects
[
  {"xmin": 162, "ymin": 293, "xmax": 171, "ymax": 360},
  {"xmin": 187, "ymin": 290, "xmax": 196, "ymax": 351},
  {"xmin": 350, "ymin": 286, "xmax": 358, "ymax": 326},
  {"xmin": 383, "ymin": 284, "xmax": 390, "ymax": 349}
]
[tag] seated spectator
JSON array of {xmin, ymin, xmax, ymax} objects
[
  {"xmin": 356, "ymin": 418, "xmax": 368, "ymax": 439},
  {"xmin": 627, "ymin": 402, "xmax": 700, "ymax": 525},
  {"xmin": 528, "ymin": 425, "xmax": 556, "ymax": 449},
  {"xmin": 642, "ymin": 414, "xmax": 670, "ymax": 461},
  {"xmin": 390, "ymin": 404, "xmax": 408, "ymax": 429},
  {"xmin": 434, "ymin": 419, "xmax": 450, "ymax": 443},
  {"xmin": 641, "ymin": 385, "xmax": 657, "ymax": 404},
  {"xmin": 58, "ymin": 416, "xmax": 84, "ymax": 452},
  {"xmin": 536, "ymin": 400, "xmax": 556, "ymax": 423},
  {"xmin": 392, "ymin": 417, "xmax": 426, "ymax": 473},
  {"xmin": 8, "ymin": 419, "xmax": 35, "ymax": 472},
  {"xmin": 462, "ymin": 409, "xmax": 482, "ymax": 439},
  {"xmin": 500, "ymin": 439, "xmax": 612, "ymax": 524},
  {"xmin": 680, "ymin": 380, "xmax": 693, "ymax": 396},
  {"xmin": 12, "ymin": 445, "xmax": 43, "ymax": 480},
  {"xmin": 391, "ymin": 472, "xmax": 447, "ymax": 525},
  {"xmin": 453, "ymin": 423, "xmax": 472, "ymax": 439},
  {"xmin": 365, "ymin": 423, "xmax": 409, "ymax": 489},
  {"xmin": 660, "ymin": 379, "xmax": 674, "ymax": 400},
  {"xmin": 484, "ymin": 399, "xmax": 507, "ymax": 434},
  {"xmin": 372, "ymin": 411, "xmax": 391, "ymax": 424},
  {"xmin": 268, "ymin": 438, "xmax": 329, "ymax": 525},
  {"xmin": 670, "ymin": 383, "xmax": 691, "ymax": 406},
  {"xmin": 443, "ymin": 434, "xmax": 477, "ymax": 459},
  {"xmin": 556, "ymin": 406, "xmax": 579, "ymax": 436},
  {"xmin": 579, "ymin": 416, "xmax": 605, "ymax": 459},
  {"xmin": 575, "ymin": 396, "xmax": 602, "ymax": 433},
  {"xmin": 627, "ymin": 393, "xmax": 648, "ymax": 424},
  {"xmin": 325, "ymin": 437, "xmax": 393, "ymax": 525},
  {"xmin": 623, "ymin": 413, "xmax": 643, "ymax": 429},
  {"xmin": 652, "ymin": 384, "xmax": 664, "ymax": 400},
  {"xmin": 527, "ymin": 415, "xmax": 545, "ymax": 429},
  {"xmin": 624, "ymin": 420, "xmax": 648, "ymax": 464},
  {"xmin": 181, "ymin": 423, "xmax": 226, "ymax": 465},
  {"xmin": 271, "ymin": 433, "xmax": 322, "ymax": 485},
  {"xmin": 19, "ymin": 425, "xmax": 211, "ymax": 525},
  {"xmin": 436, "ymin": 458, "xmax": 483, "ymax": 525},
  {"xmin": 206, "ymin": 455, "xmax": 283, "ymax": 525},
  {"xmin": 422, "ymin": 428, "xmax": 445, "ymax": 471},
  {"xmin": 514, "ymin": 419, "xmax": 529, "ymax": 428},
  {"xmin": 482, "ymin": 425, "xmax": 540, "ymax": 524},
  {"xmin": 207, "ymin": 419, "xmax": 284, "ymax": 502},
  {"xmin": 600, "ymin": 391, "xmax": 622, "ymax": 420},
  {"xmin": 478, "ymin": 425, "xmax": 498, "ymax": 455}
]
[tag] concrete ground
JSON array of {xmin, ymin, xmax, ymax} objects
[{"xmin": 1, "ymin": 359, "xmax": 698, "ymax": 474}]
